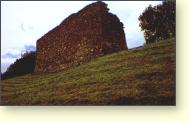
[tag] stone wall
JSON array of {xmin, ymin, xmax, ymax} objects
[{"xmin": 34, "ymin": 1, "xmax": 127, "ymax": 73}]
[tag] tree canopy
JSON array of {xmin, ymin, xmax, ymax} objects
[
  {"xmin": 1, "ymin": 51, "xmax": 36, "ymax": 80},
  {"xmin": 139, "ymin": 1, "xmax": 175, "ymax": 43}
]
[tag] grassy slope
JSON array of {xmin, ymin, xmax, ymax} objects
[{"xmin": 1, "ymin": 38, "xmax": 175, "ymax": 105}]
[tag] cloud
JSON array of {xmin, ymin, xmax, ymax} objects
[
  {"xmin": 20, "ymin": 24, "xmax": 25, "ymax": 31},
  {"xmin": 1, "ymin": 56, "xmax": 21, "ymax": 73},
  {"xmin": 29, "ymin": 26, "xmax": 34, "ymax": 31},
  {"xmin": 20, "ymin": 24, "xmax": 34, "ymax": 32},
  {"xmin": 1, "ymin": 44, "xmax": 35, "ymax": 73},
  {"xmin": 24, "ymin": 45, "xmax": 36, "ymax": 51},
  {"xmin": 2, "ymin": 53, "xmax": 20, "ymax": 59},
  {"xmin": 1, "ymin": 62, "xmax": 9, "ymax": 73}
]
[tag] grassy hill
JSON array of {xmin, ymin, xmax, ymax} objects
[{"xmin": 1, "ymin": 38, "xmax": 175, "ymax": 105}]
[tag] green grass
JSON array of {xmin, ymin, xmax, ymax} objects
[{"xmin": 1, "ymin": 38, "xmax": 175, "ymax": 105}]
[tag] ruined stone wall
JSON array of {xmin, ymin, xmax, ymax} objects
[{"xmin": 34, "ymin": 1, "xmax": 127, "ymax": 73}]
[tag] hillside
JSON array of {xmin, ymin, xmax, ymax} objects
[{"xmin": 1, "ymin": 38, "xmax": 175, "ymax": 105}]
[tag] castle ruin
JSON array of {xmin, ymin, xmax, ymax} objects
[{"xmin": 34, "ymin": 1, "xmax": 127, "ymax": 73}]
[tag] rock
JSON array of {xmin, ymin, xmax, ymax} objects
[{"xmin": 34, "ymin": 1, "xmax": 127, "ymax": 73}]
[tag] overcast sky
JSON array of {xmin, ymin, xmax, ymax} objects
[{"xmin": 1, "ymin": 1, "xmax": 162, "ymax": 73}]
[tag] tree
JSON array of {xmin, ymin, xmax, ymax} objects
[
  {"xmin": 138, "ymin": 1, "xmax": 175, "ymax": 44},
  {"xmin": 1, "ymin": 51, "xmax": 36, "ymax": 80}
]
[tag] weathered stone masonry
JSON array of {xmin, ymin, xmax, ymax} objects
[{"xmin": 34, "ymin": 1, "xmax": 127, "ymax": 73}]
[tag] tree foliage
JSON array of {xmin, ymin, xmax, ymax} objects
[
  {"xmin": 1, "ymin": 51, "xmax": 36, "ymax": 80},
  {"xmin": 139, "ymin": 1, "xmax": 175, "ymax": 43}
]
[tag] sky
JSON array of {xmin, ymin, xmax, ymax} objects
[{"xmin": 1, "ymin": 1, "xmax": 162, "ymax": 73}]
